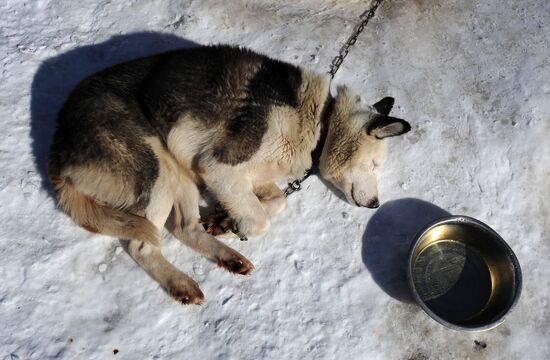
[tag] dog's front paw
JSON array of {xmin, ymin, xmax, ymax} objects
[
  {"xmin": 261, "ymin": 195, "xmax": 287, "ymax": 216},
  {"xmin": 216, "ymin": 249, "xmax": 254, "ymax": 275},
  {"xmin": 236, "ymin": 216, "xmax": 270, "ymax": 237},
  {"xmin": 199, "ymin": 209, "xmax": 234, "ymax": 236}
]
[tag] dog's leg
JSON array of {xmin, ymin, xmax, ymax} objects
[
  {"xmin": 125, "ymin": 140, "xmax": 204, "ymax": 305},
  {"xmin": 169, "ymin": 175, "xmax": 254, "ymax": 275},
  {"xmin": 254, "ymin": 182, "xmax": 286, "ymax": 216},
  {"xmin": 125, "ymin": 240, "xmax": 204, "ymax": 304},
  {"xmin": 200, "ymin": 182, "xmax": 285, "ymax": 236},
  {"xmin": 202, "ymin": 163, "xmax": 270, "ymax": 237}
]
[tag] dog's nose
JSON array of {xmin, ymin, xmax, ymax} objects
[{"xmin": 366, "ymin": 198, "xmax": 380, "ymax": 209}]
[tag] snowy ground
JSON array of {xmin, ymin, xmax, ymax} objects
[{"xmin": 1, "ymin": 0, "xmax": 549, "ymax": 359}]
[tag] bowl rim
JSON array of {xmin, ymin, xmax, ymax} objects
[{"xmin": 406, "ymin": 215, "xmax": 523, "ymax": 331}]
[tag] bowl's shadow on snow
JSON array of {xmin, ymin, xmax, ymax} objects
[
  {"xmin": 362, "ymin": 198, "xmax": 450, "ymax": 303},
  {"xmin": 30, "ymin": 32, "xmax": 199, "ymax": 195}
]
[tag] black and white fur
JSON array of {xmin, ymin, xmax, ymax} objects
[{"xmin": 48, "ymin": 45, "xmax": 410, "ymax": 304}]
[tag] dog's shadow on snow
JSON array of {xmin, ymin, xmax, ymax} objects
[
  {"xmin": 361, "ymin": 198, "xmax": 450, "ymax": 303},
  {"xmin": 30, "ymin": 32, "xmax": 199, "ymax": 196}
]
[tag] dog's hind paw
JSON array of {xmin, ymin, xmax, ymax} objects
[
  {"xmin": 216, "ymin": 250, "xmax": 254, "ymax": 275},
  {"xmin": 166, "ymin": 279, "xmax": 204, "ymax": 305}
]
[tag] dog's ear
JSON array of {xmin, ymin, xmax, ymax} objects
[
  {"xmin": 366, "ymin": 115, "xmax": 411, "ymax": 139},
  {"xmin": 373, "ymin": 97, "xmax": 394, "ymax": 116}
]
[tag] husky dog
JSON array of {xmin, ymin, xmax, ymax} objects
[{"xmin": 48, "ymin": 45, "xmax": 410, "ymax": 304}]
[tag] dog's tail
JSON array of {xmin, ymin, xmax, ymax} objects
[{"xmin": 48, "ymin": 165, "xmax": 160, "ymax": 246}]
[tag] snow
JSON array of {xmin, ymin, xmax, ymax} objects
[{"xmin": 1, "ymin": 0, "xmax": 549, "ymax": 359}]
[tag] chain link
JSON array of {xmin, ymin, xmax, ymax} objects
[
  {"xmin": 284, "ymin": 169, "xmax": 312, "ymax": 197},
  {"xmin": 328, "ymin": 0, "xmax": 385, "ymax": 79}
]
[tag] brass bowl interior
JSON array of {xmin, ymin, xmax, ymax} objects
[{"xmin": 409, "ymin": 220, "xmax": 519, "ymax": 329}]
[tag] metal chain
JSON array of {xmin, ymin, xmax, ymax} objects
[
  {"xmin": 284, "ymin": 169, "xmax": 312, "ymax": 197},
  {"xmin": 328, "ymin": 0, "xmax": 385, "ymax": 79},
  {"xmin": 283, "ymin": 0, "xmax": 384, "ymax": 197}
]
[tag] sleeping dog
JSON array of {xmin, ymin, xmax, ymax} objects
[{"xmin": 48, "ymin": 45, "xmax": 410, "ymax": 304}]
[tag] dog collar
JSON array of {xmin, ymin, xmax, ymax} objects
[
  {"xmin": 283, "ymin": 93, "xmax": 334, "ymax": 197},
  {"xmin": 311, "ymin": 93, "xmax": 335, "ymax": 173}
]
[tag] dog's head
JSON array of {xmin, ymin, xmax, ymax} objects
[{"xmin": 319, "ymin": 86, "xmax": 411, "ymax": 208}]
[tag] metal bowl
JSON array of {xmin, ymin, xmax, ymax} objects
[{"xmin": 407, "ymin": 216, "xmax": 522, "ymax": 331}]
